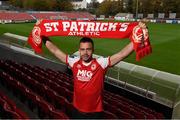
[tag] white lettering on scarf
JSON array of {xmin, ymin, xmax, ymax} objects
[
  {"xmin": 62, "ymin": 22, "xmax": 129, "ymax": 32},
  {"xmin": 43, "ymin": 21, "xmax": 130, "ymax": 35},
  {"xmin": 44, "ymin": 22, "xmax": 59, "ymax": 32}
]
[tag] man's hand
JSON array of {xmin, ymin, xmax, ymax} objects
[
  {"xmin": 35, "ymin": 19, "xmax": 43, "ymax": 26},
  {"xmin": 138, "ymin": 21, "xmax": 147, "ymax": 29},
  {"xmin": 138, "ymin": 18, "xmax": 149, "ymax": 29},
  {"xmin": 42, "ymin": 36, "xmax": 51, "ymax": 45},
  {"xmin": 35, "ymin": 19, "xmax": 51, "ymax": 45}
]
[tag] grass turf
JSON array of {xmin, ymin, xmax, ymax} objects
[{"xmin": 0, "ymin": 22, "xmax": 180, "ymax": 75}]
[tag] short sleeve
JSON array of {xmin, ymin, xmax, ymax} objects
[
  {"xmin": 66, "ymin": 55, "xmax": 80, "ymax": 68},
  {"xmin": 96, "ymin": 57, "xmax": 111, "ymax": 69}
]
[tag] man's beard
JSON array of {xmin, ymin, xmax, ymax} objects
[{"xmin": 82, "ymin": 54, "xmax": 92, "ymax": 62}]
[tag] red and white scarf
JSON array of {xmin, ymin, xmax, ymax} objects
[{"xmin": 28, "ymin": 20, "xmax": 152, "ymax": 61}]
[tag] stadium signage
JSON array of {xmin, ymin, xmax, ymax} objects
[{"xmin": 43, "ymin": 21, "xmax": 130, "ymax": 36}]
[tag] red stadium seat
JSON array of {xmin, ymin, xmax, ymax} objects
[
  {"xmin": 146, "ymin": 113, "xmax": 156, "ymax": 119},
  {"xmin": 155, "ymin": 112, "xmax": 164, "ymax": 119},
  {"xmin": 50, "ymin": 110, "xmax": 69, "ymax": 119},
  {"xmin": 0, "ymin": 97, "xmax": 25, "ymax": 119},
  {"xmin": 130, "ymin": 108, "xmax": 145, "ymax": 119},
  {"xmin": 103, "ymin": 110, "xmax": 118, "ymax": 119},
  {"xmin": 118, "ymin": 109, "xmax": 134, "ymax": 119},
  {"xmin": 53, "ymin": 94, "xmax": 67, "ymax": 111},
  {"xmin": 66, "ymin": 90, "xmax": 73, "ymax": 102}
]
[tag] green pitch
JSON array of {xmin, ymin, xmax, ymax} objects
[{"xmin": 0, "ymin": 22, "xmax": 180, "ymax": 76}]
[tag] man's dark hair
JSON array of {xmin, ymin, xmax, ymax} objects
[{"xmin": 79, "ymin": 37, "xmax": 94, "ymax": 48}]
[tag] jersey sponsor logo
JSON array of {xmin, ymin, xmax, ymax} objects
[{"xmin": 77, "ymin": 69, "xmax": 93, "ymax": 81}]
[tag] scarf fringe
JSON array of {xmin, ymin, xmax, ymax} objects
[{"xmin": 136, "ymin": 46, "xmax": 152, "ymax": 61}]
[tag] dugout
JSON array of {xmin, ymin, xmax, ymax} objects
[{"xmin": 105, "ymin": 60, "xmax": 180, "ymax": 119}]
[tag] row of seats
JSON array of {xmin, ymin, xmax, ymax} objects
[
  {"xmin": 0, "ymin": 90, "xmax": 28, "ymax": 119},
  {"xmin": 58, "ymin": 12, "xmax": 95, "ymax": 20},
  {"xmin": 104, "ymin": 90, "xmax": 164, "ymax": 119},
  {"xmin": 0, "ymin": 73, "xmax": 119, "ymax": 119},
  {"xmin": 0, "ymin": 12, "xmax": 34, "ymax": 21},
  {"xmin": 2, "ymin": 61, "xmax": 73, "ymax": 98},
  {"xmin": 31, "ymin": 12, "xmax": 95, "ymax": 20},
  {"xmin": 0, "ymin": 71, "xmax": 69, "ymax": 119},
  {"xmin": 8, "ymin": 61, "xmax": 73, "ymax": 88},
  {"xmin": 6, "ymin": 63, "xmax": 73, "ymax": 102},
  {"xmin": 24, "ymin": 64, "xmax": 74, "ymax": 91},
  {"xmin": 0, "ymin": 60, "xmax": 74, "ymax": 118},
  {"xmin": 21, "ymin": 60, "xmax": 164, "ymax": 119},
  {"xmin": 0, "ymin": 12, "xmax": 95, "ymax": 21},
  {"xmin": 0, "ymin": 59, "xmax": 165, "ymax": 119},
  {"xmin": 0, "ymin": 60, "xmax": 116, "ymax": 119}
]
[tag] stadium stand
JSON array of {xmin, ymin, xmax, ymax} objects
[
  {"xmin": 0, "ymin": 11, "xmax": 34, "ymax": 23},
  {"xmin": 31, "ymin": 12, "xmax": 61, "ymax": 20},
  {"xmin": 31, "ymin": 12, "xmax": 95, "ymax": 20},
  {"xmin": 0, "ymin": 11, "xmax": 95, "ymax": 24},
  {"xmin": 1, "ymin": 10, "xmax": 180, "ymax": 24},
  {"xmin": 0, "ymin": 59, "xmax": 166, "ymax": 119},
  {"xmin": 0, "ymin": 0, "xmax": 179, "ymax": 118},
  {"xmin": 0, "ymin": 34, "xmax": 172, "ymax": 119}
]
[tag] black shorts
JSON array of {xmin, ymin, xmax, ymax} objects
[{"xmin": 71, "ymin": 107, "xmax": 104, "ymax": 119}]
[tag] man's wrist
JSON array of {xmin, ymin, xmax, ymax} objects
[{"xmin": 42, "ymin": 36, "xmax": 51, "ymax": 44}]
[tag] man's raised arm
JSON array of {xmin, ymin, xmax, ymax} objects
[
  {"xmin": 110, "ymin": 42, "xmax": 133, "ymax": 66},
  {"xmin": 43, "ymin": 37, "xmax": 66, "ymax": 63},
  {"xmin": 110, "ymin": 21, "xmax": 147, "ymax": 66}
]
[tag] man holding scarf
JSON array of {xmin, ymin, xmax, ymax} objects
[{"xmin": 39, "ymin": 21, "xmax": 147, "ymax": 119}]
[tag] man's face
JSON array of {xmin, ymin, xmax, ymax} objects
[{"xmin": 79, "ymin": 42, "xmax": 93, "ymax": 63}]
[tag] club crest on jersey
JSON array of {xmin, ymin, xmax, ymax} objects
[
  {"xmin": 91, "ymin": 64, "xmax": 96, "ymax": 71},
  {"xmin": 132, "ymin": 26, "xmax": 149, "ymax": 43},
  {"xmin": 32, "ymin": 26, "xmax": 41, "ymax": 46}
]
